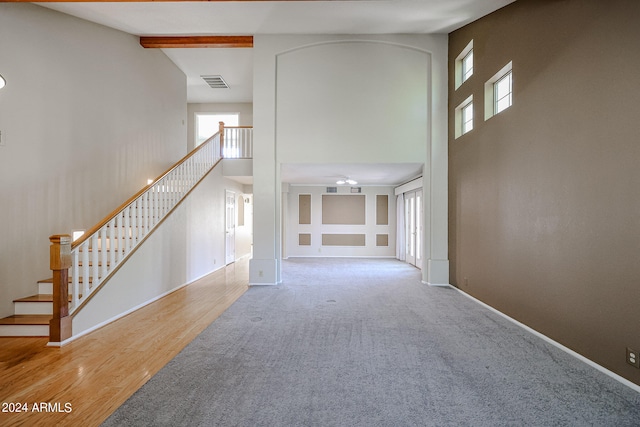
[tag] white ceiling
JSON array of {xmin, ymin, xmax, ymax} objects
[
  {"xmin": 37, "ymin": 0, "xmax": 514, "ymax": 186},
  {"xmin": 39, "ymin": 0, "xmax": 514, "ymax": 105},
  {"xmin": 281, "ymin": 163, "xmax": 423, "ymax": 187}
]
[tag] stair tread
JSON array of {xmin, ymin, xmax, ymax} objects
[
  {"xmin": 13, "ymin": 294, "xmax": 77, "ymax": 303},
  {"xmin": 37, "ymin": 277, "xmax": 94, "ymax": 284},
  {"xmin": 0, "ymin": 315, "xmax": 51, "ymax": 325},
  {"xmin": 14, "ymin": 294, "xmax": 54, "ymax": 303}
]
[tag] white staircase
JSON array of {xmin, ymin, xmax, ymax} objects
[{"xmin": 1, "ymin": 124, "xmax": 251, "ymax": 340}]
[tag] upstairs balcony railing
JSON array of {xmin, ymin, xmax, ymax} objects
[
  {"xmin": 219, "ymin": 123, "xmax": 253, "ymax": 159},
  {"xmin": 48, "ymin": 122, "xmax": 252, "ymax": 343}
]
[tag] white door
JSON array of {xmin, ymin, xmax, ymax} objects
[
  {"xmin": 404, "ymin": 190, "xmax": 423, "ymax": 269},
  {"xmin": 225, "ymin": 190, "xmax": 236, "ymax": 264},
  {"xmin": 415, "ymin": 190, "xmax": 423, "ymax": 269}
]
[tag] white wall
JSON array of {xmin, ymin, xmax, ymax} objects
[
  {"xmin": 286, "ymin": 185, "xmax": 396, "ymax": 258},
  {"xmin": 0, "ymin": 4, "xmax": 187, "ymax": 318},
  {"xmin": 187, "ymin": 103, "xmax": 253, "ymax": 151},
  {"xmin": 276, "ymin": 41, "xmax": 428, "ymax": 163},
  {"xmin": 73, "ymin": 168, "xmax": 246, "ymax": 336},
  {"xmin": 251, "ymin": 34, "xmax": 449, "ymax": 285}
]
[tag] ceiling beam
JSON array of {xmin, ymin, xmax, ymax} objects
[{"xmin": 140, "ymin": 36, "xmax": 253, "ymax": 49}]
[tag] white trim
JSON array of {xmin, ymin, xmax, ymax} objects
[
  {"xmin": 285, "ymin": 255, "xmax": 396, "ymax": 259},
  {"xmin": 195, "ymin": 112, "xmax": 239, "ymax": 147},
  {"xmin": 484, "ymin": 61, "xmax": 513, "ymax": 120},
  {"xmin": 394, "ymin": 177, "xmax": 423, "ymax": 196},
  {"xmin": 0, "ymin": 324, "xmax": 49, "ymax": 337},
  {"xmin": 15, "ymin": 301, "xmax": 52, "ymax": 315},
  {"xmin": 454, "ymin": 95, "xmax": 473, "ymax": 139},
  {"xmin": 454, "ymin": 39, "xmax": 474, "ymax": 89},
  {"xmin": 47, "ymin": 266, "xmax": 225, "ymax": 347},
  {"xmin": 451, "ymin": 285, "xmax": 640, "ymax": 394},
  {"xmin": 424, "ymin": 281, "xmax": 450, "ymax": 287}
]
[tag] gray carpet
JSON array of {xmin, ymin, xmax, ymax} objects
[{"xmin": 103, "ymin": 258, "xmax": 640, "ymax": 426}]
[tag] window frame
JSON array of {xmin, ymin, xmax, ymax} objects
[
  {"xmin": 195, "ymin": 112, "xmax": 239, "ymax": 147},
  {"xmin": 494, "ymin": 71, "xmax": 512, "ymax": 115},
  {"xmin": 454, "ymin": 40, "xmax": 474, "ymax": 89},
  {"xmin": 462, "ymin": 49, "xmax": 474, "ymax": 84},
  {"xmin": 455, "ymin": 95, "xmax": 474, "ymax": 139},
  {"xmin": 484, "ymin": 61, "xmax": 513, "ymax": 120}
]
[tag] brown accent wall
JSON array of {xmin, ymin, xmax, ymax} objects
[{"xmin": 449, "ymin": 0, "xmax": 640, "ymax": 386}]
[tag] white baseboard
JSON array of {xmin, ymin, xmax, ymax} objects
[
  {"xmin": 285, "ymin": 256, "xmax": 397, "ymax": 259},
  {"xmin": 424, "ymin": 281, "xmax": 451, "ymax": 287},
  {"xmin": 48, "ymin": 266, "xmax": 225, "ymax": 347},
  {"xmin": 450, "ymin": 285, "xmax": 640, "ymax": 394}
]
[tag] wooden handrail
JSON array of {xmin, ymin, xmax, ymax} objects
[
  {"xmin": 49, "ymin": 121, "xmax": 251, "ymax": 343},
  {"xmin": 66, "ymin": 157, "xmax": 223, "ymax": 317},
  {"xmin": 71, "ymin": 130, "xmax": 221, "ymax": 250}
]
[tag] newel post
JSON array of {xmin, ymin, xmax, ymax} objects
[
  {"xmin": 49, "ymin": 234, "xmax": 72, "ymax": 343},
  {"xmin": 219, "ymin": 121, "xmax": 225, "ymax": 158}
]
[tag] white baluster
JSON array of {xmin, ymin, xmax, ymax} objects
[
  {"xmin": 109, "ymin": 218, "xmax": 116, "ymax": 268},
  {"xmin": 72, "ymin": 250, "xmax": 79, "ymax": 309},
  {"xmin": 124, "ymin": 205, "xmax": 131, "ymax": 255},
  {"xmin": 164, "ymin": 178, "xmax": 168, "ymax": 215},
  {"xmin": 82, "ymin": 240, "xmax": 90, "ymax": 296},
  {"xmin": 132, "ymin": 199, "xmax": 139, "ymax": 245},
  {"xmin": 91, "ymin": 234, "xmax": 99, "ymax": 289},
  {"xmin": 142, "ymin": 192, "xmax": 148, "ymax": 236},
  {"xmin": 149, "ymin": 187, "xmax": 155, "ymax": 228},
  {"xmin": 100, "ymin": 227, "xmax": 108, "ymax": 279},
  {"xmin": 156, "ymin": 179, "xmax": 164, "ymax": 219},
  {"xmin": 151, "ymin": 184, "xmax": 157, "ymax": 226},
  {"xmin": 116, "ymin": 214, "xmax": 123, "ymax": 263},
  {"xmin": 171, "ymin": 174, "xmax": 176, "ymax": 208}
]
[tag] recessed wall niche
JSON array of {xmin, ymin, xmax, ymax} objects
[
  {"xmin": 322, "ymin": 194, "xmax": 365, "ymax": 225},
  {"xmin": 322, "ymin": 234, "xmax": 366, "ymax": 246},
  {"xmin": 376, "ymin": 195, "xmax": 388, "ymax": 225},
  {"xmin": 299, "ymin": 194, "xmax": 311, "ymax": 224},
  {"xmin": 299, "ymin": 233, "xmax": 311, "ymax": 246}
]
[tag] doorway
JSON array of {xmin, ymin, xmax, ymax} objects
[
  {"xmin": 404, "ymin": 189, "xmax": 422, "ymax": 269},
  {"xmin": 225, "ymin": 190, "xmax": 236, "ymax": 265}
]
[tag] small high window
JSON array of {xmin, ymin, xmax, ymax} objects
[
  {"xmin": 455, "ymin": 40, "xmax": 474, "ymax": 89},
  {"xmin": 485, "ymin": 62, "xmax": 513, "ymax": 120},
  {"xmin": 462, "ymin": 50, "xmax": 474, "ymax": 83},
  {"xmin": 494, "ymin": 71, "xmax": 512, "ymax": 114},
  {"xmin": 462, "ymin": 101, "xmax": 474, "ymax": 134},
  {"xmin": 455, "ymin": 95, "xmax": 474, "ymax": 138}
]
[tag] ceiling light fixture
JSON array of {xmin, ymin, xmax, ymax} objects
[
  {"xmin": 336, "ymin": 177, "xmax": 357, "ymax": 185},
  {"xmin": 0, "ymin": 74, "xmax": 6, "ymax": 89}
]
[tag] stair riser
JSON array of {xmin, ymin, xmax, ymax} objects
[
  {"xmin": 39, "ymin": 282, "xmax": 53, "ymax": 294},
  {"xmin": 15, "ymin": 302, "xmax": 53, "ymax": 315},
  {"xmin": 0, "ymin": 324, "xmax": 48, "ymax": 337}
]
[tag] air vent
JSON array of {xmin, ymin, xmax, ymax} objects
[
  {"xmin": 326, "ymin": 187, "xmax": 337, "ymax": 193},
  {"xmin": 201, "ymin": 75, "xmax": 229, "ymax": 89}
]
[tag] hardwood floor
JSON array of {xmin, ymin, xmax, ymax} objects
[{"xmin": 0, "ymin": 259, "xmax": 249, "ymax": 427}]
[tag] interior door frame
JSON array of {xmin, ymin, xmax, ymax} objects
[
  {"xmin": 404, "ymin": 189, "xmax": 423, "ymax": 269},
  {"xmin": 225, "ymin": 190, "xmax": 236, "ymax": 265}
]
